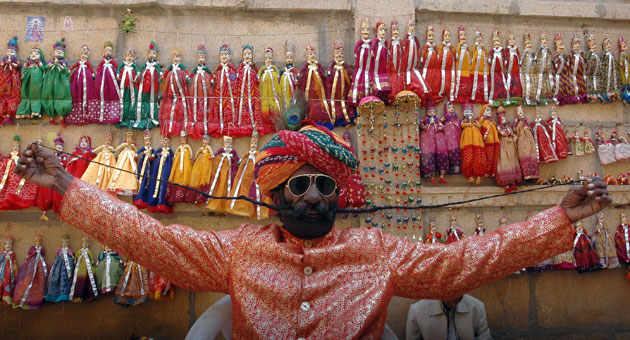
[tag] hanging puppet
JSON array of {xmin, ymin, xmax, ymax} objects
[
  {"xmin": 534, "ymin": 33, "xmax": 554, "ymax": 105},
  {"xmin": 532, "ymin": 107, "xmax": 558, "ymax": 164},
  {"xmin": 206, "ymin": 136, "xmax": 239, "ymax": 213},
  {"xmin": 44, "ymin": 234, "xmax": 74, "ymax": 303},
  {"xmin": 546, "ymin": 106, "xmax": 569, "ymax": 160},
  {"xmin": 117, "ymin": 47, "xmax": 139, "ymax": 128},
  {"xmin": 228, "ymin": 133, "xmax": 269, "ymax": 220},
  {"xmin": 148, "ymin": 271, "xmax": 174, "ymax": 301},
  {"xmin": 133, "ymin": 41, "xmax": 161, "ymax": 129},
  {"xmin": 504, "ymin": 34, "xmax": 522, "ymax": 105},
  {"xmin": 592, "ymin": 212, "xmax": 620, "ymax": 269},
  {"xmin": 441, "ymin": 101, "xmax": 461, "ymax": 174},
  {"xmin": 259, "ymin": 47, "xmax": 282, "ymax": 128},
  {"xmin": 551, "ymin": 34, "xmax": 570, "ymax": 105},
  {"xmin": 615, "ymin": 212, "xmax": 630, "ymax": 271},
  {"xmin": 488, "ymin": 30, "xmax": 507, "ymax": 106},
  {"xmin": 460, "ymin": 103, "xmax": 485, "ymax": 184},
  {"xmin": 474, "ymin": 214, "xmax": 486, "ymax": 236},
  {"xmin": 348, "ymin": 17, "xmax": 372, "ymax": 106},
  {"xmin": 585, "ymin": 33, "xmax": 601, "ymax": 102},
  {"xmin": 186, "ymin": 134, "xmax": 214, "ymax": 203},
  {"xmin": 108, "ymin": 131, "xmax": 138, "ymax": 195},
  {"xmin": 437, "ymin": 28, "xmax": 456, "ymax": 103},
  {"xmin": 479, "ymin": 105, "xmax": 499, "ymax": 178},
  {"xmin": 620, "ymin": 36, "xmax": 630, "ymax": 103},
  {"xmin": 16, "ymin": 46, "xmax": 46, "ymax": 119},
  {"xmin": 573, "ymin": 220, "xmax": 602, "ymax": 273},
  {"xmin": 114, "ymin": 260, "xmax": 149, "ymax": 306},
  {"xmin": 69, "ymin": 236, "xmax": 98, "ymax": 303},
  {"xmin": 66, "ymin": 44, "xmax": 96, "ymax": 125},
  {"xmin": 91, "ymin": 41, "xmax": 121, "ymax": 124},
  {"xmin": 454, "ymin": 26, "xmax": 472, "ymax": 103},
  {"xmin": 370, "ymin": 21, "xmax": 391, "ymax": 101},
  {"xmin": 299, "ymin": 45, "xmax": 331, "ymax": 126},
  {"xmin": 80, "ymin": 131, "xmax": 115, "ymax": 190},
  {"xmin": 133, "ymin": 130, "xmax": 154, "ymax": 209},
  {"xmin": 520, "ymin": 34, "xmax": 537, "ymax": 106},
  {"xmin": 598, "ymin": 37, "xmax": 621, "ymax": 102},
  {"xmin": 0, "ymin": 36, "xmax": 20, "ymax": 124},
  {"xmin": 66, "ymin": 135, "xmax": 94, "ymax": 179},
  {"xmin": 35, "ymin": 133, "xmax": 68, "ymax": 215},
  {"xmin": 424, "ymin": 217, "xmax": 442, "ymax": 244},
  {"xmin": 470, "ymin": 30, "xmax": 489, "ymax": 104},
  {"xmin": 94, "ymin": 245, "xmax": 124, "ymax": 295},
  {"xmin": 420, "ymin": 103, "xmax": 448, "ymax": 184},
  {"xmin": 496, "ymin": 107, "xmax": 522, "ymax": 193},
  {"xmin": 166, "ymin": 130, "xmax": 193, "ymax": 204},
  {"xmin": 12, "ymin": 234, "xmax": 47, "ymax": 310},
  {"xmin": 190, "ymin": 43, "xmax": 213, "ymax": 138},
  {"xmin": 212, "ymin": 44, "xmax": 237, "ymax": 137},
  {"xmin": 445, "ymin": 215, "xmax": 464, "ymax": 243},
  {"xmin": 512, "ymin": 106, "xmax": 539, "ymax": 180},
  {"xmin": 401, "ymin": 19, "xmax": 430, "ymax": 99},
  {"xmin": 327, "ymin": 39, "xmax": 353, "ymax": 126},
  {"xmin": 0, "ymin": 236, "xmax": 17, "ymax": 305},
  {"xmin": 567, "ymin": 37, "xmax": 588, "ymax": 104},
  {"xmin": 279, "ymin": 40, "xmax": 298, "ymax": 109},
  {"xmin": 237, "ymin": 44, "xmax": 272, "ymax": 136},
  {"xmin": 387, "ymin": 19, "xmax": 403, "ymax": 102},
  {"xmin": 420, "ymin": 25, "xmax": 441, "ymax": 102},
  {"xmin": 160, "ymin": 49, "xmax": 192, "ymax": 136},
  {"xmin": 147, "ymin": 136, "xmax": 174, "ymax": 214},
  {"xmin": 42, "ymin": 38, "xmax": 72, "ymax": 123},
  {"xmin": 0, "ymin": 135, "xmax": 38, "ymax": 210}
]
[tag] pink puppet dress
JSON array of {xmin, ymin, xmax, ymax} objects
[
  {"xmin": 496, "ymin": 109, "xmax": 522, "ymax": 193},
  {"xmin": 567, "ymin": 37, "xmax": 588, "ymax": 104},
  {"xmin": 12, "ymin": 236, "xmax": 47, "ymax": 310},
  {"xmin": 401, "ymin": 19, "xmax": 430, "ymax": 100},
  {"xmin": 66, "ymin": 44, "xmax": 97, "ymax": 125},
  {"xmin": 160, "ymin": 49, "xmax": 193, "ymax": 137},
  {"xmin": 445, "ymin": 216, "xmax": 464, "ymax": 244},
  {"xmin": 91, "ymin": 41, "xmax": 121, "ymax": 124},
  {"xmin": 387, "ymin": 19, "xmax": 403, "ymax": 102},
  {"xmin": 298, "ymin": 45, "xmax": 331, "ymax": 128},
  {"xmin": 488, "ymin": 31, "xmax": 508, "ymax": 106},
  {"xmin": 326, "ymin": 40, "xmax": 353, "ymax": 126},
  {"xmin": 420, "ymin": 25, "xmax": 441, "ymax": 103},
  {"xmin": 441, "ymin": 101, "xmax": 461, "ymax": 174},
  {"xmin": 0, "ymin": 36, "xmax": 20, "ymax": 125},
  {"xmin": 504, "ymin": 34, "xmax": 522, "ymax": 105},
  {"xmin": 348, "ymin": 17, "xmax": 372, "ymax": 106},
  {"xmin": 370, "ymin": 21, "xmax": 391, "ymax": 102},
  {"xmin": 546, "ymin": 107, "xmax": 569, "ymax": 160},
  {"xmin": 212, "ymin": 44, "xmax": 238, "ymax": 137},
  {"xmin": 532, "ymin": 108, "xmax": 558, "ymax": 164},
  {"xmin": 420, "ymin": 103, "xmax": 448, "ymax": 184},
  {"xmin": 512, "ymin": 107, "xmax": 539, "ymax": 180},
  {"xmin": 573, "ymin": 222, "xmax": 602, "ymax": 273}
]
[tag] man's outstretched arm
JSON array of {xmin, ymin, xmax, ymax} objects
[
  {"xmin": 383, "ymin": 178, "xmax": 611, "ymax": 301},
  {"xmin": 15, "ymin": 142, "xmax": 237, "ymax": 293}
]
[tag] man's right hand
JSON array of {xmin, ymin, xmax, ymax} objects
[{"xmin": 14, "ymin": 142, "xmax": 74, "ymax": 195}]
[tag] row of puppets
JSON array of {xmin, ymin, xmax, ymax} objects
[
  {"xmin": 2, "ymin": 18, "xmax": 630, "ymax": 136},
  {"xmin": 0, "ymin": 233, "xmax": 172, "ymax": 309}
]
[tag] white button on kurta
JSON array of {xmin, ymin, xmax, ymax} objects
[
  {"xmin": 301, "ymin": 302, "xmax": 310, "ymax": 311},
  {"xmin": 303, "ymin": 266, "xmax": 313, "ymax": 275}
]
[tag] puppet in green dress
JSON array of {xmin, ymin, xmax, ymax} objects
[
  {"xmin": 94, "ymin": 245, "xmax": 123, "ymax": 295},
  {"xmin": 16, "ymin": 46, "xmax": 46, "ymax": 119},
  {"xmin": 41, "ymin": 38, "xmax": 72, "ymax": 123}
]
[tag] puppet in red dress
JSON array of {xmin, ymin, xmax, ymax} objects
[
  {"xmin": 387, "ymin": 19, "xmax": 403, "ymax": 102},
  {"xmin": 445, "ymin": 215, "xmax": 464, "ymax": 243},
  {"xmin": 474, "ymin": 214, "xmax": 486, "ymax": 236},
  {"xmin": 420, "ymin": 25, "xmax": 441, "ymax": 103},
  {"xmin": 488, "ymin": 30, "xmax": 508, "ymax": 106},
  {"xmin": 12, "ymin": 234, "xmax": 47, "ymax": 309},
  {"xmin": 66, "ymin": 44, "xmax": 96, "ymax": 125},
  {"xmin": 454, "ymin": 26, "xmax": 473, "ymax": 103},
  {"xmin": 190, "ymin": 43, "xmax": 214, "ymax": 138},
  {"xmin": 437, "ymin": 28, "xmax": 456, "ymax": 103},
  {"xmin": 66, "ymin": 135, "xmax": 95, "ymax": 179},
  {"xmin": 568, "ymin": 37, "xmax": 588, "ymax": 104},
  {"xmin": 299, "ymin": 45, "xmax": 331, "ymax": 127},
  {"xmin": 504, "ymin": 34, "xmax": 522, "ymax": 105},
  {"xmin": 551, "ymin": 33, "xmax": 571, "ymax": 105},
  {"xmin": 615, "ymin": 212, "xmax": 630, "ymax": 270},
  {"xmin": 91, "ymin": 41, "xmax": 121, "ymax": 124},
  {"xmin": 327, "ymin": 39, "xmax": 353, "ymax": 127},
  {"xmin": 35, "ymin": 133, "xmax": 68, "ymax": 216},
  {"xmin": 573, "ymin": 220, "xmax": 602, "ymax": 273},
  {"xmin": 237, "ymin": 45, "xmax": 273, "ymax": 137},
  {"xmin": 424, "ymin": 217, "xmax": 442, "ymax": 244},
  {"xmin": 0, "ymin": 236, "xmax": 17, "ymax": 305},
  {"xmin": 532, "ymin": 107, "xmax": 558, "ymax": 164},
  {"xmin": 401, "ymin": 19, "xmax": 430, "ymax": 100},
  {"xmin": 370, "ymin": 21, "xmax": 391, "ymax": 102},
  {"xmin": 212, "ymin": 44, "xmax": 237, "ymax": 137},
  {"xmin": 546, "ymin": 106, "xmax": 569, "ymax": 160},
  {"xmin": 0, "ymin": 36, "xmax": 20, "ymax": 125},
  {"xmin": 160, "ymin": 49, "xmax": 193, "ymax": 137},
  {"xmin": 0, "ymin": 136, "xmax": 38, "ymax": 210},
  {"xmin": 348, "ymin": 17, "xmax": 372, "ymax": 106},
  {"xmin": 471, "ymin": 30, "xmax": 489, "ymax": 104}
]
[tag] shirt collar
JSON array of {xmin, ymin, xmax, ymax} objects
[{"xmin": 279, "ymin": 225, "xmax": 338, "ymax": 248}]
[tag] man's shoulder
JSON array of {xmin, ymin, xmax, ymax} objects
[
  {"xmin": 236, "ymin": 223, "xmax": 282, "ymax": 237},
  {"xmin": 409, "ymin": 299, "xmax": 441, "ymax": 317},
  {"xmin": 462, "ymin": 294, "xmax": 486, "ymax": 311}
]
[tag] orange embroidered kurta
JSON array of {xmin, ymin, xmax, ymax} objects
[{"xmin": 59, "ymin": 179, "xmax": 573, "ymax": 339}]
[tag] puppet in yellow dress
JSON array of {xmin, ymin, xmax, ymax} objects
[
  {"xmin": 228, "ymin": 132, "xmax": 270, "ymax": 220},
  {"xmin": 186, "ymin": 134, "xmax": 214, "ymax": 203},
  {"xmin": 107, "ymin": 131, "xmax": 138, "ymax": 195},
  {"xmin": 81, "ymin": 131, "xmax": 116, "ymax": 190},
  {"xmin": 258, "ymin": 47, "xmax": 282, "ymax": 125},
  {"xmin": 166, "ymin": 130, "xmax": 193, "ymax": 204},
  {"xmin": 206, "ymin": 136, "xmax": 239, "ymax": 213}
]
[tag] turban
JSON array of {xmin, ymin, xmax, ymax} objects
[{"xmin": 255, "ymin": 122, "xmax": 365, "ymax": 208}]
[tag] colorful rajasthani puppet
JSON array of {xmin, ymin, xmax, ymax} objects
[
  {"xmin": 513, "ymin": 106, "xmax": 539, "ymax": 180},
  {"xmin": 206, "ymin": 136, "xmax": 239, "ymax": 213},
  {"xmin": 66, "ymin": 135, "xmax": 94, "ymax": 179},
  {"xmin": 420, "ymin": 25, "xmax": 441, "ymax": 103},
  {"xmin": 16, "ymin": 46, "xmax": 46, "ymax": 119},
  {"xmin": 42, "ymin": 38, "xmax": 72, "ymax": 122},
  {"xmin": 228, "ymin": 133, "xmax": 269, "ymax": 220},
  {"xmin": 186, "ymin": 134, "xmax": 214, "ymax": 203},
  {"xmin": 280, "ymin": 41, "xmax": 298, "ymax": 109},
  {"xmin": 147, "ymin": 136, "xmax": 174, "ymax": 214},
  {"xmin": 148, "ymin": 271, "xmax": 174, "ymax": 301},
  {"xmin": 546, "ymin": 106, "xmax": 569, "ymax": 160},
  {"xmin": 534, "ymin": 34, "xmax": 554, "ymax": 105},
  {"xmin": 133, "ymin": 41, "xmax": 161, "ymax": 129},
  {"xmin": 114, "ymin": 260, "xmax": 148, "ymax": 306},
  {"xmin": 474, "ymin": 214, "xmax": 486, "ymax": 236},
  {"xmin": 0, "ymin": 136, "xmax": 38, "ymax": 210},
  {"xmin": 12, "ymin": 234, "xmax": 47, "ymax": 310},
  {"xmin": 371, "ymin": 21, "xmax": 391, "ymax": 101},
  {"xmin": 348, "ymin": 17, "xmax": 372, "ymax": 106},
  {"xmin": 585, "ymin": 33, "xmax": 601, "ymax": 102},
  {"xmin": 598, "ymin": 37, "xmax": 621, "ymax": 102},
  {"xmin": 470, "ymin": 30, "xmax": 489, "ymax": 104},
  {"xmin": 0, "ymin": 36, "xmax": 20, "ymax": 124},
  {"xmin": 91, "ymin": 41, "xmax": 121, "ymax": 124},
  {"xmin": 237, "ymin": 44, "xmax": 272, "ymax": 137},
  {"xmin": 592, "ymin": 212, "xmax": 620, "ymax": 269},
  {"xmin": 94, "ymin": 246, "xmax": 123, "ymax": 295},
  {"xmin": 133, "ymin": 130, "xmax": 153, "ymax": 209},
  {"xmin": 80, "ymin": 131, "xmax": 115, "ymax": 190},
  {"xmin": 567, "ymin": 37, "xmax": 588, "ymax": 104},
  {"xmin": 259, "ymin": 47, "xmax": 282, "ymax": 128},
  {"xmin": 190, "ymin": 43, "xmax": 213, "ymax": 138},
  {"xmin": 573, "ymin": 220, "xmax": 602, "ymax": 273},
  {"xmin": 44, "ymin": 234, "xmax": 74, "ymax": 303},
  {"xmin": 299, "ymin": 45, "xmax": 331, "ymax": 127},
  {"xmin": 35, "ymin": 133, "xmax": 68, "ymax": 214},
  {"xmin": 117, "ymin": 47, "xmax": 139, "ymax": 128},
  {"xmin": 615, "ymin": 212, "xmax": 630, "ymax": 271},
  {"xmin": 488, "ymin": 30, "xmax": 507, "ymax": 106},
  {"xmin": 551, "ymin": 34, "xmax": 570, "ymax": 105},
  {"xmin": 504, "ymin": 34, "xmax": 522, "ymax": 105},
  {"xmin": 66, "ymin": 44, "xmax": 96, "ymax": 125},
  {"xmin": 479, "ymin": 104, "xmax": 499, "ymax": 177},
  {"xmin": 70, "ymin": 236, "xmax": 98, "ymax": 302},
  {"xmin": 520, "ymin": 33, "xmax": 537, "ymax": 106},
  {"xmin": 552, "ymin": 248, "xmax": 576, "ymax": 270},
  {"xmin": 387, "ymin": 19, "xmax": 403, "ymax": 102},
  {"xmin": 619, "ymin": 36, "xmax": 630, "ymax": 103},
  {"xmin": 445, "ymin": 215, "xmax": 464, "ymax": 243},
  {"xmin": 496, "ymin": 107, "xmax": 522, "ymax": 193},
  {"xmin": 108, "ymin": 131, "xmax": 138, "ymax": 195},
  {"xmin": 160, "ymin": 49, "xmax": 192, "ymax": 136},
  {"xmin": 569, "ymin": 130, "xmax": 584, "ymax": 156},
  {"xmin": 401, "ymin": 19, "xmax": 430, "ymax": 99},
  {"xmin": 437, "ymin": 28, "xmax": 456, "ymax": 103},
  {"xmin": 441, "ymin": 101, "xmax": 461, "ymax": 174},
  {"xmin": 460, "ymin": 103, "xmax": 484, "ymax": 184},
  {"xmin": 166, "ymin": 130, "xmax": 193, "ymax": 204},
  {"xmin": 0, "ymin": 236, "xmax": 17, "ymax": 305},
  {"xmin": 583, "ymin": 129, "xmax": 596, "ymax": 154},
  {"xmin": 212, "ymin": 44, "xmax": 237, "ymax": 137},
  {"xmin": 420, "ymin": 103, "xmax": 448, "ymax": 184},
  {"xmin": 454, "ymin": 26, "xmax": 472, "ymax": 103},
  {"xmin": 532, "ymin": 107, "xmax": 558, "ymax": 164},
  {"xmin": 424, "ymin": 217, "xmax": 442, "ymax": 244},
  {"xmin": 327, "ymin": 39, "xmax": 353, "ymax": 126}
]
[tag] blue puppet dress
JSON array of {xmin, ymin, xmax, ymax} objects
[
  {"xmin": 147, "ymin": 146, "xmax": 173, "ymax": 214},
  {"xmin": 133, "ymin": 144, "xmax": 154, "ymax": 210},
  {"xmin": 44, "ymin": 246, "xmax": 75, "ymax": 302}
]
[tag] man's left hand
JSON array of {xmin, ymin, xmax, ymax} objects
[{"xmin": 560, "ymin": 177, "xmax": 612, "ymax": 223}]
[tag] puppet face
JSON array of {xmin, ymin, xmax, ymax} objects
[
  {"xmin": 458, "ymin": 30, "xmax": 466, "ymax": 43},
  {"xmin": 573, "ymin": 39, "xmax": 582, "ymax": 52},
  {"xmin": 427, "ymin": 108, "xmax": 436, "ymax": 117},
  {"xmin": 4, "ymin": 240, "xmax": 12, "ymax": 251},
  {"xmin": 603, "ymin": 39, "xmax": 612, "ymax": 52},
  {"xmin": 219, "ymin": 50, "xmax": 230, "ymax": 63},
  {"xmin": 551, "ymin": 106, "xmax": 558, "ymax": 117},
  {"xmin": 250, "ymin": 138, "xmax": 258, "ymax": 150},
  {"xmin": 162, "ymin": 138, "xmax": 170, "ymax": 148},
  {"xmin": 306, "ymin": 49, "xmax": 317, "ymax": 63},
  {"xmin": 392, "ymin": 26, "xmax": 399, "ymax": 38},
  {"xmin": 202, "ymin": 136, "xmax": 210, "ymax": 145},
  {"xmin": 426, "ymin": 31, "xmax": 434, "ymax": 44},
  {"xmin": 180, "ymin": 134, "xmax": 187, "ymax": 145},
  {"xmin": 449, "ymin": 216, "xmax": 457, "ymax": 226},
  {"xmin": 443, "ymin": 30, "xmax": 451, "ymax": 43},
  {"xmin": 407, "ymin": 22, "xmax": 415, "ymax": 35},
  {"xmin": 499, "ymin": 217, "xmax": 507, "ymax": 226},
  {"xmin": 104, "ymin": 46, "xmax": 113, "ymax": 57},
  {"xmin": 125, "ymin": 133, "xmax": 134, "ymax": 144},
  {"xmin": 334, "ymin": 48, "xmax": 344, "ymax": 62},
  {"xmin": 104, "ymin": 245, "xmax": 112, "ymax": 252},
  {"xmin": 148, "ymin": 49, "xmax": 158, "ymax": 61},
  {"xmin": 62, "ymin": 238, "xmax": 70, "ymax": 247},
  {"xmin": 447, "ymin": 102, "xmax": 454, "ymax": 113},
  {"xmin": 82, "ymin": 238, "xmax": 89, "ymax": 248},
  {"xmin": 286, "ymin": 51, "xmax": 295, "ymax": 65},
  {"xmin": 475, "ymin": 34, "xmax": 483, "ymax": 44},
  {"xmin": 492, "ymin": 36, "xmax": 500, "ymax": 48},
  {"xmin": 125, "ymin": 51, "xmax": 135, "ymax": 63},
  {"xmin": 242, "ymin": 48, "xmax": 253, "ymax": 63},
  {"xmin": 377, "ymin": 26, "xmax": 386, "ymax": 39},
  {"xmin": 198, "ymin": 53, "xmax": 206, "ymax": 64},
  {"xmin": 463, "ymin": 109, "xmax": 473, "ymax": 118},
  {"xmin": 588, "ymin": 39, "xmax": 597, "ymax": 51},
  {"xmin": 540, "ymin": 35, "xmax": 548, "ymax": 47},
  {"xmin": 224, "ymin": 137, "xmax": 233, "ymax": 149},
  {"xmin": 6, "ymin": 48, "xmax": 16, "ymax": 58},
  {"xmin": 429, "ymin": 221, "xmax": 436, "ymax": 231},
  {"xmin": 55, "ymin": 143, "xmax": 63, "ymax": 153},
  {"xmin": 360, "ymin": 25, "xmax": 370, "ymax": 40},
  {"xmin": 524, "ymin": 39, "xmax": 532, "ymax": 50},
  {"xmin": 12, "ymin": 141, "xmax": 19, "ymax": 152},
  {"xmin": 264, "ymin": 51, "xmax": 273, "ymax": 66},
  {"xmin": 622, "ymin": 214, "xmax": 627, "ymax": 224},
  {"xmin": 508, "ymin": 35, "xmax": 515, "ymax": 47},
  {"xmin": 556, "ymin": 40, "xmax": 565, "ymax": 53},
  {"xmin": 29, "ymin": 49, "xmax": 40, "ymax": 61},
  {"xmin": 484, "ymin": 106, "xmax": 492, "ymax": 117},
  {"xmin": 35, "ymin": 237, "xmax": 42, "ymax": 247},
  {"xmin": 173, "ymin": 52, "xmax": 182, "ymax": 64},
  {"xmin": 54, "ymin": 49, "xmax": 64, "ymax": 59},
  {"xmin": 80, "ymin": 48, "xmax": 90, "ymax": 61},
  {"xmin": 621, "ymin": 41, "xmax": 628, "ymax": 53},
  {"xmin": 80, "ymin": 138, "xmax": 89, "ymax": 148},
  {"xmin": 144, "ymin": 137, "xmax": 151, "ymax": 147}
]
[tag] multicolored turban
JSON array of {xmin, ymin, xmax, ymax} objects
[{"xmin": 255, "ymin": 122, "xmax": 365, "ymax": 208}]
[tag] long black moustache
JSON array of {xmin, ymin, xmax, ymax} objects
[{"xmin": 290, "ymin": 201, "xmax": 336, "ymax": 222}]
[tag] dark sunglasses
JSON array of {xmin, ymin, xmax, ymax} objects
[{"xmin": 285, "ymin": 174, "xmax": 338, "ymax": 197}]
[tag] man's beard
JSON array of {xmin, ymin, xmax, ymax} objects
[{"xmin": 279, "ymin": 197, "xmax": 337, "ymax": 240}]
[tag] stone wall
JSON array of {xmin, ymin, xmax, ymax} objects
[{"xmin": 1, "ymin": 0, "xmax": 630, "ymax": 339}]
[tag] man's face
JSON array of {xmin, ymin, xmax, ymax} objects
[
  {"xmin": 271, "ymin": 164, "xmax": 338, "ymax": 239},
  {"xmin": 443, "ymin": 296, "xmax": 464, "ymax": 309}
]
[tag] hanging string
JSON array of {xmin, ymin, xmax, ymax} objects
[{"xmin": 33, "ymin": 144, "xmax": 583, "ymax": 214}]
